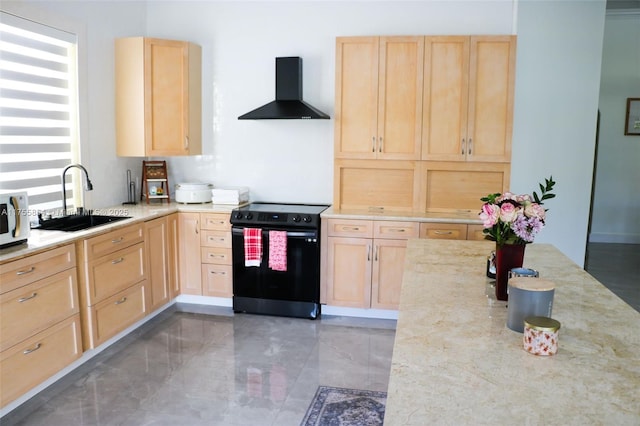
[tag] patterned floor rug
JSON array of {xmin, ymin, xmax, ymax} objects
[{"xmin": 300, "ymin": 386, "xmax": 387, "ymax": 426}]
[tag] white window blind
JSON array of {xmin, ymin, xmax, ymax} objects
[{"xmin": 0, "ymin": 11, "xmax": 79, "ymax": 212}]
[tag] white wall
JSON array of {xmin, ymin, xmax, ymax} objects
[
  {"xmin": 591, "ymin": 11, "xmax": 640, "ymax": 244},
  {"xmin": 512, "ymin": 0, "xmax": 606, "ymax": 265},
  {"xmin": 145, "ymin": 1, "xmax": 515, "ymax": 204},
  {"xmin": 1, "ymin": 0, "xmax": 608, "ymax": 266}
]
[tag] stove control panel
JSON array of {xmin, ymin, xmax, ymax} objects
[{"xmin": 231, "ymin": 211, "xmax": 318, "ymax": 227}]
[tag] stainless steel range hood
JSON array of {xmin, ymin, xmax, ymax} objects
[{"xmin": 238, "ymin": 57, "xmax": 330, "ymax": 120}]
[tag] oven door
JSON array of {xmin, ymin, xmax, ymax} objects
[{"xmin": 232, "ymin": 227, "xmax": 320, "ymax": 303}]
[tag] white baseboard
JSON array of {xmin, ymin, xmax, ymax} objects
[
  {"xmin": 175, "ymin": 294, "xmax": 233, "ymax": 307},
  {"xmin": 588, "ymin": 232, "xmax": 640, "ymax": 244},
  {"xmin": 321, "ymin": 305, "xmax": 399, "ymax": 320}
]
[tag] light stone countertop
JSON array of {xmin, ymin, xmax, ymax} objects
[
  {"xmin": 0, "ymin": 202, "xmax": 241, "ymax": 264},
  {"xmin": 321, "ymin": 206, "xmax": 482, "ymax": 224},
  {"xmin": 384, "ymin": 239, "xmax": 640, "ymax": 425}
]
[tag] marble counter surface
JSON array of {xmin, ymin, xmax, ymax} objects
[
  {"xmin": 321, "ymin": 206, "xmax": 482, "ymax": 224},
  {"xmin": 0, "ymin": 202, "xmax": 240, "ymax": 263},
  {"xmin": 384, "ymin": 239, "xmax": 640, "ymax": 425}
]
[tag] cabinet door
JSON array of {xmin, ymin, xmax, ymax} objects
[
  {"xmin": 377, "ymin": 36, "xmax": 423, "ymax": 160},
  {"xmin": 467, "ymin": 224, "xmax": 487, "ymax": 241},
  {"xmin": 371, "ymin": 239, "xmax": 407, "ymax": 310},
  {"xmin": 178, "ymin": 213, "xmax": 202, "ymax": 295},
  {"xmin": 326, "ymin": 237, "xmax": 371, "ymax": 308},
  {"xmin": 334, "ymin": 37, "xmax": 379, "ymax": 159},
  {"xmin": 201, "ymin": 264, "xmax": 232, "ymax": 298},
  {"xmin": 467, "ymin": 36, "xmax": 516, "ymax": 162},
  {"xmin": 422, "ymin": 36, "xmax": 469, "ymax": 161},
  {"xmin": 167, "ymin": 213, "xmax": 180, "ymax": 298},
  {"xmin": 145, "ymin": 38, "xmax": 190, "ymax": 156},
  {"xmin": 145, "ymin": 217, "xmax": 170, "ymax": 311},
  {"xmin": 116, "ymin": 37, "xmax": 201, "ymax": 157}
]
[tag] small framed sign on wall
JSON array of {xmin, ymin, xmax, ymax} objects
[{"xmin": 624, "ymin": 98, "xmax": 640, "ymax": 136}]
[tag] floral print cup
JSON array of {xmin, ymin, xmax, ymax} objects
[{"xmin": 523, "ymin": 316, "xmax": 561, "ymax": 356}]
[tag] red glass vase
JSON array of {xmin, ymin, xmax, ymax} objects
[{"xmin": 494, "ymin": 243, "xmax": 526, "ymax": 301}]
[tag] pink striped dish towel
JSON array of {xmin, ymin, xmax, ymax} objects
[
  {"xmin": 244, "ymin": 228, "xmax": 262, "ymax": 267},
  {"xmin": 268, "ymin": 230, "xmax": 287, "ymax": 271}
]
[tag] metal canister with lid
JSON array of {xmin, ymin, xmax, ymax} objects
[{"xmin": 523, "ymin": 316, "xmax": 561, "ymax": 356}]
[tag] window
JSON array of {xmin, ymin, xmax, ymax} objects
[{"xmin": 0, "ymin": 11, "xmax": 79, "ymax": 213}]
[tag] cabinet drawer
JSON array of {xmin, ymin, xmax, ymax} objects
[
  {"xmin": 420, "ymin": 223, "xmax": 467, "ymax": 240},
  {"xmin": 374, "ymin": 221, "xmax": 419, "ymax": 239},
  {"xmin": 86, "ymin": 242, "xmax": 145, "ymax": 305},
  {"xmin": 0, "ymin": 245, "xmax": 75, "ymax": 294},
  {"xmin": 80, "ymin": 223, "xmax": 144, "ymax": 261},
  {"xmin": 88, "ymin": 282, "xmax": 146, "ymax": 348},
  {"xmin": 201, "ymin": 230, "xmax": 231, "ymax": 248},
  {"xmin": 201, "ymin": 264, "xmax": 232, "ymax": 298},
  {"xmin": 201, "ymin": 247, "xmax": 232, "ymax": 265},
  {"xmin": 201, "ymin": 213, "xmax": 230, "ymax": 230},
  {"xmin": 1, "ymin": 314, "xmax": 82, "ymax": 407},
  {"xmin": 467, "ymin": 224, "xmax": 487, "ymax": 241},
  {"xmin": 0, "ymin": 269, "xmax": 79, "ymax": 352},
  {"xmin": 327, "ymin": 219, "xmax": 373, "ymax": 238}
]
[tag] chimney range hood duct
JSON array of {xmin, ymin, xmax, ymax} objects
[{"xmin": 238, "ymin": 57, "xmax": 330, "ymax": 120}]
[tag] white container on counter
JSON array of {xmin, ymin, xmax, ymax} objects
[{"xmin": 175, "ymin": 183, "xmax": 213, "ymax": 203}]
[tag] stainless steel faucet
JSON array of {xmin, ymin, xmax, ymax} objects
[{"xmin": 61, "ymin": 164, "xmax": 93, "ymax": 216}]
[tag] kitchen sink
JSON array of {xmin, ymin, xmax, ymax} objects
[{"xmin": 35, "ymin": 214, "xmax": 131, "ymax": 232}]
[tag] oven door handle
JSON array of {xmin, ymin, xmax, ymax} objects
[{"xmin": 232, "ymin": 228, "xmax": 317, "ymax": 239}]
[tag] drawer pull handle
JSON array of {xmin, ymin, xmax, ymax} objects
[
  {"xmin": 210, "ymin": 271, "xmax": 226, "ymax": 275},
  {"xmin": 388, "ymin": 228, "xmax": 406, "ymax": 233},
  {"xmin": 111, "ymin": 237, "xmax": 124, "ymax": 244},
  {"xmin": 115, "ymin": 297, "xmax": 127, "ymax": 305},
  {"xmin": 16, "ymin": 266, "xmax": 35, "ymax": 275},
  {"xmin": 209, "ymin": 254, "xmax": 225, "ymax": 258},
  {"xmin": 112, "ymin": 257, "xmax": 125, "ymax": 264},
  {"xmin": 342, "ymin": 226, "xmax": 360, "ymax": 231},
  {"xmin": 434, "ymin": 230, "xmax": 453, "ymax": 235},
  {"xmin": 23, "ymin": 343, "xmax": 42, "ymax": 355},
  {"xmin": 18, "ymin": 292, "xmax": 38, "ymax": 303}
]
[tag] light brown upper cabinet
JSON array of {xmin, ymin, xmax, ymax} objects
[
  {"xmin": 335, "ymin": 36, "xmax": 423, "ymax": 160},
  {"xmin": 115, "ymin": 37, "xmax": 202, "ymax": 156},
  {"xmin": 422, "ymin": 36, "xmax": 516, "ymax": 163}
]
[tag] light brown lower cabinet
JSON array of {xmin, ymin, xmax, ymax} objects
[
  {"xmin": 0, "ymin": 315, "xmax": 82, "ymax": 408},
  {"xmin": 420, "ymin": 222, "xmax": 487, "ymax": 241},
  {"xmin": 77, "ymin": 223, "xmax": 147, "ymax": 350},
  {"xmin": 0, "ymin": 243, "xmax": 81, "ymax": 408},
  {"xmin": 325, "ymin": 219, "xmax": 418, "ymax": 309},
  {"xmin": 145, "ymin": 215, "xmax": 179, "ymax": 310},
  {"xmin": 179, "ymin": 212, "xmax": 233, "ymax": 297},
  {"xmin": 87, "ymin": 282, "xmax": 147, "ymax": 346}
]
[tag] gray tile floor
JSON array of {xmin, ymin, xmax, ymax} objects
[
  {"xmin": 2, "ymin": 306, "xmax": 396, "ymax": 426},
  {"xmin": 585, "ymin": 243, "xmax": 639, "ymax": 312}
]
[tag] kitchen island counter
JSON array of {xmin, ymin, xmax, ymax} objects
[{"xmin": 384, "ymin": 239, "xmax": 640, "ymax": 425}]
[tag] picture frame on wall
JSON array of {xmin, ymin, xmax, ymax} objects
[{"xmin": 624, "ymin": 98, "xmax": 640, "ymax": 136}]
